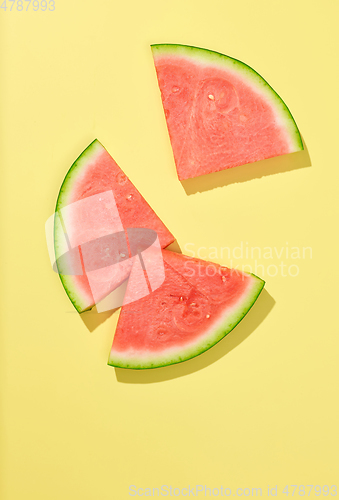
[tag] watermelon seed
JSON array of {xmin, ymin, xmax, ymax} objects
[
  {"xmin": 206, "ymin": 314, "xmax": 211, "ymax": 319},
  {"xmin": 208, "ymin": 94, "xmax": 215, "ymax": 100},
  {"xmin": 222, "ymin": 276, "xmax": 227, "ymax": 282},
  {"xmin": 120, "ymin": 253, "xmax": 126, "ymax": 258},
  {"xmin": 170, "ymin": 294, "xmax": 186, "ymax": 302},
  {"xmin": 172, "ymin": 86, "xmax": 180, "ymax": 93},
  {"xmin": 126, "ymin": 195, "xmax": 133, "ymax": 200},
  {"xmin": 117, "ymin": 172, "xmax": 128, "ymax": 185}
]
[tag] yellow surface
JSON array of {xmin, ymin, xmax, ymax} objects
[{"xmin": 1, "ymin": 1, "xmax": 338, "ymax": 498}]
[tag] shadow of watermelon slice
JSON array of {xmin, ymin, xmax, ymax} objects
[
  {"xmin": 181, "ymin": 138, "xmax": 311, "ymax": 196},
  {"xmin": 114, "ymin": 288, "xmax": 274, "ymax": 383}
]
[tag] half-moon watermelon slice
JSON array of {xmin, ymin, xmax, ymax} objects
[
  {"xmin": 54, "ymin": 140, "xmax": 175, "ymax": 313},
  {"xmin": 151, "ymin": 44, "xmax": 303, "ymax": 180},
  {"xmin": 108, "ymin": 250, "xmax": 264, "ymax": 369}
]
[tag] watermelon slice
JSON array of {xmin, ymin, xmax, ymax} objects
[
  {"xmin": 108, "ymin": 250, "xmax": 264, "ymax": 369},
  {"xmin": 151, "ymin": 44, "xmax": 303, "ymax": 180},
  {"xmin": 54, "ymin": 140, "xmax": 174, "ymax": 313}
]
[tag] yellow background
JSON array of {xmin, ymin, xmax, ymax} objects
[{"xmin": 1, "ymin": 0, "xmax": 338, "ymax": 498}]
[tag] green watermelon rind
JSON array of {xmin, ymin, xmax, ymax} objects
[
  {"xmin": 151, "ymin": 43, "xmax": 303, "ymax": 153},
  {"xmin": 108, "ymin": 274, "xmax": 265, "ymax": 370},
  {"xmin": 54, "ymin": 139, "xmax": 103, "ymax": 313},
  {"xmin": 55, "ymin": 139, "xmax": 103, "ymax": 211},
  {"xmin": 54, "ymin": 215, "xmax": 89, "ymax": 313}
]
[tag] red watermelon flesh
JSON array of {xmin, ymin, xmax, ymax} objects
[
  {"xmin": 162, "ymin": 251, "xmax": 248, "ymax": 305},
  {"xmin": 151, "ymin": 44, "xmax": 303, "ymax": 180},
  {"xmin": 108, "ymin": 250, "xmax": 264, "ymax": 369},
  {"xmin": 54, "ymin": 140, "xmax": 175, "ymax": 312}
]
